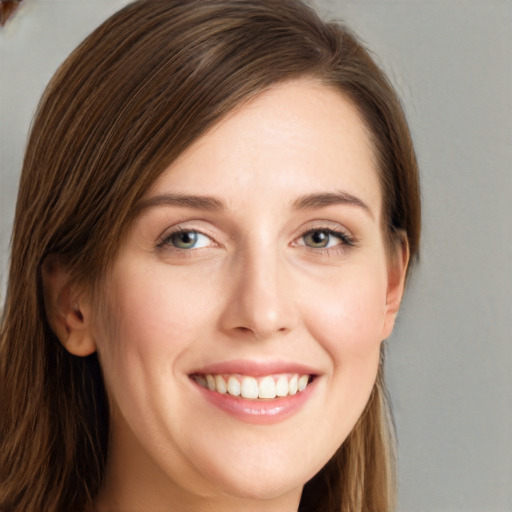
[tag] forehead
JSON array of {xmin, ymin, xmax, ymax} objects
[{"xmin": 146, "ymin": 79, "xmax": 381, "ymax": 216}]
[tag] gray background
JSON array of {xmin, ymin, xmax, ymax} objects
[{"xmin": 1, "ymin": 1, "xmax": 511, "ymax": 511}]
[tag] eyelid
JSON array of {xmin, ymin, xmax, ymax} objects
[
  {"xmin": 296, "ymin": 218, "xmax": 355, "ymax": 239},
  {"xmin": 300, "ymin": 228, "xmax": 353, "ymax": 245}
]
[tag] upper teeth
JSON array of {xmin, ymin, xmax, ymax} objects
[{"xmin": 194, "ymin": 373, "xmax": 310, "ymax": 400}]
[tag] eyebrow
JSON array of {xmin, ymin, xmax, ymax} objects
[
  {"xmin": 291, "ymin": 191, "xmax": 374, "ymax": 219},
  {"xmin": 137, "ymin": 190, "xmax": 373, "ymax": 219},
  {"xmin": 136, "ymin": 193, "xmax": 226, "ymax": 213}
]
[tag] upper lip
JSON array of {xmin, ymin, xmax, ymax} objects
[{"xmin": 189, "ymin": 359, "xmax": 319, "ymax": 377}]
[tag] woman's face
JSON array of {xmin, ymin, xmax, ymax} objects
[{"xmin": 90, "ymin": 79, "xmax": 406, "ymax": 511}]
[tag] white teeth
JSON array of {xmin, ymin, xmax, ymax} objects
[
  {"xmin": 215, "ymin": 375, "xmax": 227, "ymax": 394},
  {"xmin": 227, "ymin": 375, "xmax": 241, "ymax": 396},
  {"xmin": 258, "ymin": 376, "xmax": 276, "ymax": 399},
  {"xmin": 194, "ymin": 372, "xmax": 312, "ymax": 400},
  {"xmin": 298, "ymin": 374, "xmax": 309, "ymax": 392},
  {"xmin": 241, "ymin": 376, "xmax": 259, "ymax": 399},
  {"xmin": 275, "ymin": 375, "xmax": 289, "ymax": 397},
  {"xmin": 288, "ymin": 375, "xmax": 298, "ymax": 395}
]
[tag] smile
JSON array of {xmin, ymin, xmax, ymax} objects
[{"xmin": 191, "ymin": 373, "xmax": 311, "ymax": 400}]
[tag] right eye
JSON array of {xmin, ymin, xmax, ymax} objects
[{"xmin": 160, "ymin": 229, "xmax": 213, "ymax": 250}]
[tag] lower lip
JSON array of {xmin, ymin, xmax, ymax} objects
[{"xmin": 191, "ymin": 378, "xmax": 317, "ymax": 425}]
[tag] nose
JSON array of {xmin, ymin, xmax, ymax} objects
[{"xmin": 218, "ymin": 245, "xmax": 297, "ymax": 341}]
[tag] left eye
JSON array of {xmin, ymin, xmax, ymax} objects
[
  {"xmin": 165, "ymin": 230, "xmax": 212, "ymax": 250},
  {"xmin": 301, "ymin": 229, "xmax": 345, "ymax": 249}
]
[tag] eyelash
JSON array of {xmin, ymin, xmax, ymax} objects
[{"xmin": 157, "ymin": 226, "xmax": 356, "ymax": 255}]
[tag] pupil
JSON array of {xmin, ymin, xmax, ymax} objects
[
  {"xmin": 309, "ymin": 231, "xmax": 328, "ymax": 247},
  {"xmin": 176, "ymin": 231, "xmax": 197, "ymax": 247},
  {"xmin": 312, "ymin": 232, "xmax": 326, "ymax": 244}
]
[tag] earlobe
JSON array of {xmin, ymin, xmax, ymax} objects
[
  {"xmin": 41, "ymin": 255, "xmax": 97, "ymax": 357},
  {"xmin": 382, "ymin": 234, "xmax": 409, "ymax": 339}
]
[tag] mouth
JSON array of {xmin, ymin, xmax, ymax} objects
[
  {"xmin": 188, "ymin": 361, "xmax": 320, "ymax": 423},
  {"xmin": 190, "ymin": 372, "xmax": 313, "ymax": 400}
]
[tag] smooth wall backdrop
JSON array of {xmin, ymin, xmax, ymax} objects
[{"xmin": 1, "ymin": 1, "xmax": 511, "ymax": 511}]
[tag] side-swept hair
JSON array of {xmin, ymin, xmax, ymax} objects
[{"xmin": 0, "ymin": 1, "xmax": 420, "ymax": 511}]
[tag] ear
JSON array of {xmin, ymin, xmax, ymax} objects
[
  {"xmin": 41, "ymin": 255, "xmax": 97, "ymax": 356},
  {"xmin": 381, "ymin": 233, "xmax": 409, "ymax": 340}
]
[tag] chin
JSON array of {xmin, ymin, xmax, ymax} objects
[
  {"xmin": 202, "ymin": 466, "xmax": 308, "ymax": 505},
  {"xmin": 185, "ymin": 437, "xmax": 327, "ymax": 504}
]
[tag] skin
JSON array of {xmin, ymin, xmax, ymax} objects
[{"xmin": 45, "ymin": 79, "xmax": 408, "ymax": 512}]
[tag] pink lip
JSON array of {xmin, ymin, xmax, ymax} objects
[
  {"xmin": 188, "ymin": 359, "xmax": 320, "ymax": 425},
  {"xmin": 191, "ymin": 377, "xmax": 317, "ymax": 425},
  {"xmin": 190, "ymin": 359, "xmax": 319, "ymax": 377}
]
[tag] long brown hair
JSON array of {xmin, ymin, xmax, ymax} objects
[{"xmin": 0, "ymin": 1, "xmax": 421, "ymax": 511}]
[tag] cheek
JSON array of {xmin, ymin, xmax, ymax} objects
[
  {"xmin": 91, "ymin": 267, "xmax": 204, "ymax": 405},
  {"xmin": 90, "ymin": 265, "xmax": 222, "ymax": 465},
  {"xmin": 291, "ymin": 262, "xmax": 388, "ymax": 458},
  {"xmin": 99, "ymin": 266, "xmax": 213, "ymax": 354},
  {"xmin": 93, "ymin": 261, "xmax": 230, "ymax": 419},
  {"xmin": 303, "ymin": 263, "xmax": 388, "ymax": 360}
]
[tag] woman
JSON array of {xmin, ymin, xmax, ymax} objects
[{"xmin": 0, "ymin": 0, "xmax": 420, "ymax": 511}]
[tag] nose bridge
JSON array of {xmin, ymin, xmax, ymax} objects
[{"xmin": 220, "ymin": 237, "xmax": 295, "ymax": 339}]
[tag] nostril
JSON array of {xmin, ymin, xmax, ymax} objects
[{"xmin": 233, "ymin": 324, "xmax": 290, "ymax": 340}]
